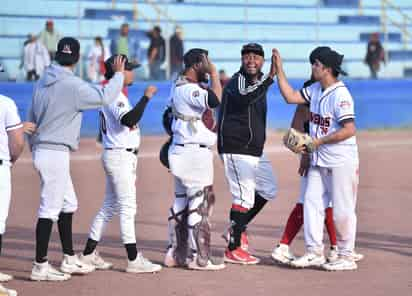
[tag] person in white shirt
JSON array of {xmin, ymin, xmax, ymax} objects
[
  {"xmin": 0, "ymin": 93, "xmax": 36, "ymax": 296},
  {"xmin": 79, "ymin": 54, "xmax": 162, "ymax": 274},
  {"xmin": 273, "ymin": 47, "xmax": 360, "ymax": 271},
  {"xmin": 163, "ymin": 48, "xmax": 225, "ymax": 271},
  {"xmin": 23, "ymin": 34, "xmax": 50, "ymax": 81},
  {"xmin": 87, "ymin": 36, "xmax": 111, "ymax": 83}
]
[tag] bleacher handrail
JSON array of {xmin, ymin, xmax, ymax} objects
[{"xmin": 381, "ymin": 0, "xmax": 411, "ymax": 49}]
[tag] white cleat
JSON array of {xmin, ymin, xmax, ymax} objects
[
  {"xmin": 79, "ymin": 251, "xmax": 113, "ymax": 270},
  {"xmin": 353, "ymin": 252, "xmax": 364, "ymax": 262},
  {"xmin": 271, "ymin": 243, "xmax": 296, "ymax": 265},
  {"xmin": 0, "ymin": 271, "xmax": 13, "ymax": 282},
  {"xmin": 290, "ymin": 252, "xmax": 326, "ymax": 268},
  {"xmin": 327, "ymin": 245, "xmax": 339, "ymax": 262},
  {"xmin": 126, "ymin": 253, "xmax": 162, "ymax": 274},
  {"xmin": 187, "ymin": 255, "xmax": 226, "ymax": 271},
  {"xmin": 323, "ymin": 257, "xmax": 357, "ymax": 271},
  {"xmin": 30, "ymin": 261, "xmax": 71, "ymax": 281},
  {"xmin": 0, "ymin": 283, "xmax": 17, "ymax": 296},
  {"xmin": 60, "ymin": 254, "xmax": 95, "ymax": 275}
]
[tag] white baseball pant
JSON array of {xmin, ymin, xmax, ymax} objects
[
  {"xmin": 221, "ymin": 153, "xmax": 277, "ymax": 209},
  {"xmin": 0, "ymin": 161, "xmax": 11, "ymax": 234},
  {"xmin": 89, "ymin": 149, "xmax": 138, "ymax": 244},
  {"xmin": 33, "ymin": 149, "xmax": 78, "ymax": 222},
  {"xmin": 303, "ymin": 160, "xmax": 359, "ymax": 257}
]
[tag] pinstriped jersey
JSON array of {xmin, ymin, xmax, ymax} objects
[
  {"xmin": 0, "ymin": 95, "xmax": 23, "ymax": 161},
  {"xmin": 300, "ymin": 81, "xmax": 358, "ymax": 167}
]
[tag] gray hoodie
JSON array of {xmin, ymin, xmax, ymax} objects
[{"xmin": 27, "ymin": 63, "xmax": 124, "ymax": 151}]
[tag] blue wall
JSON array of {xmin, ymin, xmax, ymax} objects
[{"xmin": 1, "ymin": 79, "xmax": 411, "ymax": 137}]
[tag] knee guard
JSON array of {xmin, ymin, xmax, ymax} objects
[{"xmin": 188, "ymin": 186, "xmax": 215, "ymax": 267}]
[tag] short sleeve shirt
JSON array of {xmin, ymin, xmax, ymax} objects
[{"xmin": 0, "ymin": 95, "xmax": 23, "ymax": 161}]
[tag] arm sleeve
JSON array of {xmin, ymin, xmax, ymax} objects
[
  {"xmin": 75, "ymin": 72, "xmax": 124, "ymax": 110},
  {"xmin": 206, "ymin": 89, "xmax": 220, "ymax": 108},
  {"xmin": 232, "ymin": 74, "xmax": 274, "ymax": 105},
  {"xmin": 334, "ymin": 90, "xmax": 355, "ymax": 124},
  {"xmin": 120, "ymin": 96, "xmax": 150, "ymax": 128},
  {"xmin": 299, "ymin": 83, "xmax": 316, "ymax": 104}
]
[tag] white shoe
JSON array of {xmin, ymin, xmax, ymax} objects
[
  {"xmin": 163, "ymin": 247, "xmax": 177, "ymax": 267},
  {"xmin": 79, "ymin": 251, "xmax": 113, "ymax": 270},
  {"xmin": 323, "ymin": 257, "xmax": 357, "ymax": 271},
  {"xmin": 353, "ymin": 252, "xmax": 364, "ymax": 262},
  {"xmin": 327, "ymin": 245, "xmax": 339, "ymax": 262},
  {"xmin": 290, "ymin": 252, "xmax": 326, "ymax": 268},
  {"xmin": 126, "ymin": 253, "xmax": 162, "ymax": 274},
  {"xmin": 60, "ymin": 254, "xmax": 95, "ymax": 275},
  {"xmin": 187, "ymin": 255, "xmax": 226, "ymax": 271},
  {"xmin": 0, "ymin": 283, "xmax": 17, "ymax": 296},
  {"xmin": 0, "ymin": 271, "xmax": 13, "ymax": 282},
  {"xmin": 271, "ymin": 243, "xmax": 296, "ymax": 265},
  {"xmin": 30, "ymin": 261, "xmax": 71, "ymax": 281}
]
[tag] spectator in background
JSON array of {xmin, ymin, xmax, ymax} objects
[
  {"xmin": 364, "ymin": 32, "xmax": 385, "ymax": 79},
  {"xmin": 147, "ymin": 26, "xmax": 166, "ymax": 80},
  {"xmin": 23, "ymin": 34, "xmax": 50, "ymax": 81},
  {"xmin": 39, "ymin": 20, "xmax": 61, "ymax": 60},
  {"xmin": 110, "ymin": 23, "xmax": 140, "ymax": 65},
  {"xmin": 87, "ymin": 36, "xmax": 111, "ymax": 83},
  {"xmin": 169, "ymin": 26, "xmax": 184, "ymax": 80},
  {"xmin": 219, "ymin": 69, "xmax": 230, "ymax": 87}
]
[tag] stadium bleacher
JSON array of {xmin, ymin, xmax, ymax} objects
[{"xmin": 1, "ymin": 0, "xmax": 412, "ymax": 80}]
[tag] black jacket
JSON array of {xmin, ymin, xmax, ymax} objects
[{"xmin": 217, "ymin": 68, "xmax": 274, "ymax": 157}]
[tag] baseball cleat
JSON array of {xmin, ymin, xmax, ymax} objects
[
  {"xmin": 79, "ymin": 251, "xmax": 113, "ymax": 270},
  {"xmin": 60, "ymin": 254, "xmax": 95, "ymax": 275},
  {"xmin": 30, "ymin": 261, "xmax": 71, "ymax": 281},
  {"xmin": 224, "ymin": 247, "xmax": 260, "ymax": 265},
  {"xmin": 0, "ymin": 271, "xmax": 13, "ymax": 282},
  {"xmin": 327, "ymin": 245, "xmax": 339, "ymax": 263},
  {"xmin": 271, "ymin": 243, "xmax": 296, "ymax": 265},
  {"xmin": 126, "ymin": 253, "xmax": 162, "ymax": 274},
  {"xmin": 322, "ymin": 257, "xmax": 357, "ymax": 271},
  {"xmin": 187, "ymin": 255, "xmax": 225, "ymax": 271},
  {"xmin": 163, "ymin": 247, "xmax": 177, "ymax": 267},
  {"xmin": 352, "ymin": 252, "xmax": 364, "ymax": 262},
  {"xmin": 290, "ymin": 252, "xmax": 326, "ymax": 268},
  {"xmin": 0, "ymin": 283, "xmax": 17, "ymax": 296}
]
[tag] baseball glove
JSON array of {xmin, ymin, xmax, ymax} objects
[{"xmin": 283, "ymin": 128, "xmax": 315, "ymax": 154}]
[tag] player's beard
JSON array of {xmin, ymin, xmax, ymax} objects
[{"xmin": 197, "ymin": 71, "xmax": 209, "ymax": 83}]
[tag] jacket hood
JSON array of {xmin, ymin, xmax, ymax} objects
[{"xmin": 39, "ymin": 63, "xmax": 74, "ymax": 87}]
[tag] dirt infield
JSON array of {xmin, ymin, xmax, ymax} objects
[{"xmin": 3, "ymin": 131, "xmax": 412, "ymax": 296}]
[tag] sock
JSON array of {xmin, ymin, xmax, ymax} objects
[
  {"xmin": 280, "ymin": 203, "xmax": 304, "ymax": 245},
  {"xmin": 228, "ymin": 205, "xmax": 249, "ymax": 251},
  {"xmin": 58, "ymin": 212, "xmax": 75, "ymax": 256},
  {"xmin": 83, "ymin": 238, "xmax": 99, "ymax": 256},
  {"xmin": 244, "ymin": 192, "xmax": 268, "ymax": 226},
  {"xmin": 325, "ymin": 207, "xmax": 337, "ymax": 246},
  {"xmin": 35, "ymin": 218, "xmax": 53, "ymax": 263},
  {"xmin": 0, "ymin": 234, "xmax": 2, "ymax": 255},
  {"xmin": 125, "ymin": 243, "xmax": 138, "ymax": 261}
]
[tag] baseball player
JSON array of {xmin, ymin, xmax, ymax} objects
[
  {"xmin": 27, "ymin": 37, "xmax": 125, "ymax": 281},
  {"xmin": 78, "ymin": 54, "xmax": 162, "ymax": 274},
  {"xmin": 273, "ymin": 46, "xmax": 360, "ymax": 271},
  {"xmin": 164, "ymin": 48, "xmax": 225, "ymax": 271},
  {"xmin": 217, "ymin": 43, "xmax": 277, "ymax": 265}
]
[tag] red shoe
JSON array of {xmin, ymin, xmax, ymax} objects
[
  {"xmin": 222, "ymin": 230, "xmax": 249, "ymax": 252},
  {"xmin": 224, "ymin": 248, "xmax": 260, "ymax": 265}
]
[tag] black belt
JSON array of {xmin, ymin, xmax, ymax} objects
[
  {"xmin": 175, "ymin": 143, "xmax": 208, "ymax": 148},
  {"xmin": 0, "ymin": 159, "xmax": 3, "ymax": 165},
  {"xmin": 105, "ymin": 148, "xmax": 138, "ymax": 155}
]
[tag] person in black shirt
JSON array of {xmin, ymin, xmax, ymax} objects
[{"xmin": 147, "ymin": 26, "xmax": 166, "ymax": 80}]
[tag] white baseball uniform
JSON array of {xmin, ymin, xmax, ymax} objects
[
  {"xmin": 0, "ymin": 95, "xmax": 23, "ymax": 234},
  {"xmin": 88, "ymin": 92, "xmax": 140, "ymax": 244},
  {"xmin": 167, "ymin": 77, "xmax": 216, "ymax": 252},
  {"xmin": 300, "ymin": 80, "xmax": 359, "ymax": 257}
]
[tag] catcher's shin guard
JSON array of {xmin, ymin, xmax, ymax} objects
[
  {"xmin": 168, "ymin": 206, "xmax": 189, "ymax": 266},
  {"xmin": 188, "ymin": 186, "xmax": 216, "ymax": 267}
]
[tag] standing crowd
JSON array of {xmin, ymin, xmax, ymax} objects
[{"xmin": 1, "ymin": 34, "xmax": 363, "ymax": 295}]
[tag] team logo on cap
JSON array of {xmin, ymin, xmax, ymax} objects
[{"xmin": 62, "ymin": 45, "xmax": 72, "ymax": 54}]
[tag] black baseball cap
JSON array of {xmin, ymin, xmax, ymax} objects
[
  {"xmin": 183, "ymin": 48, "xmax": 208, "ymax": 68},
  {"xmin": 316, "ymin": 47, "xmax": 347, "ymax": 76},
  {"xmin": 309, "ymin": 46, "xmax": 331, "ymax": 65},
  {"xmin": 241, "ymin": 43, "xmax": 264, "ymax": 57},
  {"xmin": 104, "ymin": 54, "xmax": 140, "ymax": 79},
  {"xmin": 55, "ymin": 37, "xmax": 80, "ymax": 66}
]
